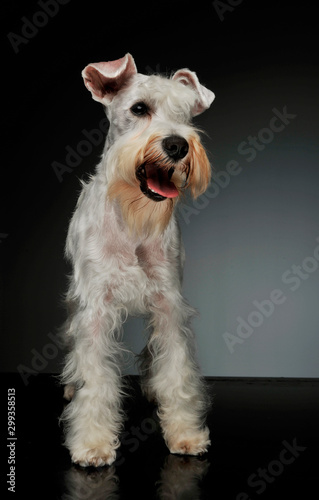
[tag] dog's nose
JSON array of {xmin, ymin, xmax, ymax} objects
[{"xmin": 162, "ymin": 135, "xmax": 189, "ymax": 161}]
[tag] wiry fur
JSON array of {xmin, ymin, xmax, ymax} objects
[{"xmin": 60, "ymin": 54, "xmax": 215, "ymax": 467}]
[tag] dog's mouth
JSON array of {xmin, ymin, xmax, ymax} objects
[{"xmin": 136, "ymin": 163, "xmax": 179, "ymax": 202}]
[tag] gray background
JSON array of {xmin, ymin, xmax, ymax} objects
[{"xmin": 2, "ymin": 0, "xmax": 319, "ymax": 379}]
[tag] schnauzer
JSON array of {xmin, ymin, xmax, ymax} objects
[{"xmin": 60, "ymin": 53, "xmax": 215, "ymax": 467}]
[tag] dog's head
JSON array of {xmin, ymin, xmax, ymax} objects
[{"xmin": 82, "ymin": 54, "xmax": 215, "ymax": 237}]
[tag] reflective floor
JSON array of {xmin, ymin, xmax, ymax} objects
[{"xmin": 3, "ymin": 374, "xmax": 318, "ymax": 499}]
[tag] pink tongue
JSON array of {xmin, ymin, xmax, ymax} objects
[{"xmin": 146, "ymin": 166, "xmax": 179, "ymax": 198}]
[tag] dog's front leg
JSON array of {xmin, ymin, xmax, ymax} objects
[
  {"xmin": 142, "ymin": 291, "xmax": 211, "ymax": 456},
  {"xmin": 61, "ymin": 306, "xmax": 124, "ymax": 467}
]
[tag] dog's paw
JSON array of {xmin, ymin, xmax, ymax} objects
[
  {"xmin": 71, "ymin": 446, "xmax": 117, "ymax": 467},
  {"xmin": 167, "ymin": 427, "xmax": 210, "ymax": 456},
  {"xmin": 140, "ymin": 383, "xmax": 157, "ymax": 404},
  {"xmin": 63, "ymin": 384, "xmax": 76, "ymax": 401}
]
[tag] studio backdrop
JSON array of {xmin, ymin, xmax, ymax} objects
[{"xmin": 2, "ymin": 0, "xmax": 319, "ymax": 379}]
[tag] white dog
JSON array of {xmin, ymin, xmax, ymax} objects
[{"xmin": 60, "ymin": 53, "xmax": 215, "ymax": 467}]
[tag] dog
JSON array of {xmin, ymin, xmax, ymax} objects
[{"xmin": 60, "ymin": 53, "xmax": 215, "ymax": 467}]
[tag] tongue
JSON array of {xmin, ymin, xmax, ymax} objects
[{"xmin": 146, "ymin": 165, "xmax": 179, "ymax": 199}]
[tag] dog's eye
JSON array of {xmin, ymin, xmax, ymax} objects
[{"xmin": 130, "ymin": 101, "xmax": 149, "ymax": 116}]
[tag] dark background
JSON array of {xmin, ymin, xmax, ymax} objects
[{"xmin": 2, "ymin": 0, "xmax": 319, "ymax": 377}]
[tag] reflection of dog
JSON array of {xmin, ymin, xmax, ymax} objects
[
  {"xmin": 63, "ymin": 455, "xmax": 209, "ymax": 498},
  {"xmin": 60, "ymin": 53, "xmax": 215, "ymax": 467}
]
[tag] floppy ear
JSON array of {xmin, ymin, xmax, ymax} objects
[
  {"xmin": 172, "ymin": 69, "xmax": 215, "ymax": 116},
  {"xmin": 82, "ymin": 53, "xmax": 137, "ymax": 105}
]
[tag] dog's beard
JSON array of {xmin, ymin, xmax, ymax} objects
[{"xmin": 107, "ymin": 133, "xmax": 211, "ymax": 238}]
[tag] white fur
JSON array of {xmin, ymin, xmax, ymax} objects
[{"xmin": 60, "ymin": 54, "xmax": 214, "ymax": 467}]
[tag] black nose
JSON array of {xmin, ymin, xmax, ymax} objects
[{"xmin": 162, "ymin": 135, "xmax": 189, "ymax": 161}]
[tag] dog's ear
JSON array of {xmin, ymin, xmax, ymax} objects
[
  {"xmin": 82, "ymin": 53, "xmax": 137, "ymax": 104},
  {"xmin": 172, "ymin": 69, "xmax": 215, "ymax": 117}
]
